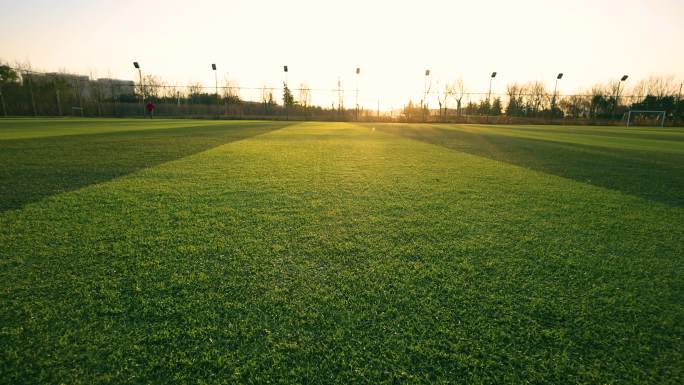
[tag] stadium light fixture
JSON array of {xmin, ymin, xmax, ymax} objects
[{"xmin": 617, "ymin": 74, "xmax": 629, "ymax": 95}]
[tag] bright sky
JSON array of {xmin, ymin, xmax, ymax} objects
[{"xmin": 1, "ymin": 0, "xmax": 683, "ymax": 109}]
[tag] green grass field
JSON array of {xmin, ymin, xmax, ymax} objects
[{"xmin": 1, "ymin": 118, "xmax": 683, "ymax": 384}]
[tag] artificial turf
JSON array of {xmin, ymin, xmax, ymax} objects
[{"xmin": 1, "ymin": 118, "xmax": 683, "ymax": 384}]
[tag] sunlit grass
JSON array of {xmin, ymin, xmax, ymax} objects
[{"xmin": 1, "ymin": 119, "xmax": 683, "ymax": 384}]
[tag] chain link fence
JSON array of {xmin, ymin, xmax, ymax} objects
[{"xmin": 1, "ymin": 68, "xmax": 682, "ymax": 126}]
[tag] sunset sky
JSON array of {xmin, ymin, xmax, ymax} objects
[{"xmin": 1, "ymin": 0, "xmax": 683, "ymax": 109}]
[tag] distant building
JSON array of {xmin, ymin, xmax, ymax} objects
[
  {"xmin": 24, "ymin": 72, "xmax": 135, "ymax": 100},
  {"xmin": 96, "ymin": 78, "xmax": 135, "ymax": 99},
  {"xmin": 28, "ymin": 72, "xmax": 92, "ymax": 97}
]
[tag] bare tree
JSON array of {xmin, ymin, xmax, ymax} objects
[
  {"xmin": 437, "ymin": 81, "xmax": 454, "ymax": 121},
  {"xmin": 297, "ymin": 83, "xmax": 311, "ymax": 118},
  {"xmin": 631, "ymin": 75, "xmax": 678, "ymax": 99},
  {"xmin": 260, "ymin": 85, "xmax": 274, "ymax": 114},
  {"xmin": 89, "ymin": 71, "xmax": 103, "ymax": 116},
  {"xmin": 559, "ymin": 94, "xmax": 590, "ymax": 118},
  {"xmin": 139, "ymin": 74, "xmax": 163, "ymax": 99},
  {"xmin": 162, "ymin": 83, "xmax": 179, "ymax": 100},
  {"xmin": 0, "ymin": 62, "xmax": 20, "ymax": 117},
  {"xmin": 298, "ymin": 83, "xmax": 311, "ymax": 108},
  {"xmin": 532, "ymin": 81, "xmax": 548, "ymax": 115},
  {"xmin": 586, "ymin": 84, "xmax": 612, "ymax": 119},
  {"xmin": 505, "ymin": 83, "xmax": 523, "ymax": 116},
  {"xmin": 261, "ymin": 85, "xmax": 269, "ymax": 111},
  {"xmin": 222, "ymin": 77, "xmax": 240, "ymax": 102},
  {"xmin": 186, "ymin": 82, "xmax": 203, "ymax": 98},
  {"xmin": 450, "ymin": 77, "xmax": 466, "ymax": 117}
]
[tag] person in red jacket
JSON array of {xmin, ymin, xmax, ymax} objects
[{"xmin": 145, "ymin": 101, "xmax": 156, "ymax": 118}]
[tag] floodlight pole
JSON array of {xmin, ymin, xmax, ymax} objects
[
  {"xmin": 212, "ymin": 64, "xmax": 218, "ymax": 96},
  {"xmin": 488, "ymin": 79, "xmax": 492, "ymax": 103},
  {"xmin": 615, "ymin": 75, "xmax": 628, "ymax": 119},
  {"xmin": 488, "ymin": 72, "xmax": 497, "ymax": 103},
  {"xmin": 212, "ymin": 63, "xmax": 219, "ymax": 117},
  {"xmin": 423, "ymin": 69, "xmax": 430, "ymax": 122},
  {"xmin": 337, "ymin": 77, "xmax": 342, "ymax": 117},
  {"xmin": 355, "ymin": 67, "xmax": 360, "ymax": 121},
  {"xmin": 133, "ymin": 62, "xmax": 143, "ymax": 116},
  {"xmin": 551, "ymin": 73, "xmax": 563, "ymax": 120},
  {"xmin": 486, "ymin": 71, "xmax": 497, "ymax": 119},
  {"xmin": 283, "ymin": 65, "xmax": 288, "ymax": 121},
  {"xmin": 485, "ymin": 72, "xmax": 497, "ymax": 120}
]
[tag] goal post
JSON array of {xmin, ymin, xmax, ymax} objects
[{"xmin": 625, "ymin": 110, "xmax": 666, "ymax": 127}]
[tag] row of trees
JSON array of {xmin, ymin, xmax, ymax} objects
[
  {"xmin": 0, "ymin": 63, "xmax": 321, "ymax": 117},
  {"xmin": 1, "ymin": 62, "xmax": 343, "ymax": 117},
  {"xmin": 414, "ymin": 76, "xmax": 683, "ymax": 121},
  {"xmin": 2, "ymin": 62, "xmax": 683, "ymax": 122}
]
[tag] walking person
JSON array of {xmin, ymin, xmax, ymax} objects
[{"xmin": 146, "ymin": 101, "xmax": 156, "ymax": 118}]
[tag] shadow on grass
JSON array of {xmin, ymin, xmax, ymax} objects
[
  {"xmin": 377, "ymin": 124, "xmax": 684, "ymax": 207},
  {"xmin": 0, "ymin": 121, "xmax": 291, "ymax": 212}
]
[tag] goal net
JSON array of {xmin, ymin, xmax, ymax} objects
[{"xmin": 625, "ymin": 110, "xmax": 666, "ymax": 127}]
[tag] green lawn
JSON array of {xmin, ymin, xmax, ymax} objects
[{"xmin": 1, "ymin": 118, "xmax": 683, "ymax": 384}]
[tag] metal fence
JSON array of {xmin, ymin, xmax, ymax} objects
[{"xmin": 1, "ymin": 68, "xmax": 682, "ymax": 126}]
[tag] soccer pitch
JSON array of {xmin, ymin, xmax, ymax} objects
[{"xmin": 1, "ymin": 118, "xmax": 683, "ymax": 383}]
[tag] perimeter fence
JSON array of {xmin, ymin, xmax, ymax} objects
[{"xmin": 1, "ymin": 67, "xmax": 682, "ymax": 126}]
